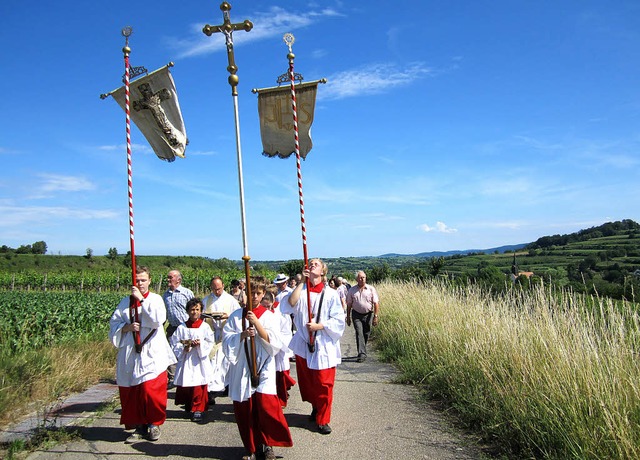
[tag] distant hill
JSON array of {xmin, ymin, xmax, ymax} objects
[{"xmin": 379, "ymin": 243, "xmax": 528, "ymax": 259}]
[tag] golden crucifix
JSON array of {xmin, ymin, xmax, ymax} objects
[{"xmin": 202, "ymin": 2, "xmax": 253, "ymax": 96}]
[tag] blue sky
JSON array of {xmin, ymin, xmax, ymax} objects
[{"xmin": 1, "ymin": 1, "xmax": 639, "ymax": 261}]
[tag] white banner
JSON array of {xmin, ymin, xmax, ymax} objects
[
  {"xmin": 257, "ymin": 82, "xmax": 318, "ymax": 159},
  {"xmin": 112, "ymin": 66, "xmax": 187, "ymax": 162}
]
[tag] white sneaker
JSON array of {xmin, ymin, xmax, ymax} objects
[
  {"xmin": 148, "ymin": 424, "xmax": 160, "ymax": 441},
  {"xmin": 124, "ymin": 426, "xmax": 147, "ymax": 444}
]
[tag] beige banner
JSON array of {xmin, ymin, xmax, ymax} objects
[{"xmin": 257, "ymin": 82, "xmax": 318, "ymax": 159}]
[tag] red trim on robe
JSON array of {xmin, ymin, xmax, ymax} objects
[
  {"xmin": 175, "ymin": 384, "xmax": 209, "ymax": 412},
  {"xmin": 308, "ymin": 282, "xmax": 324, "ymax": 293},
  {"xmin": 276, "ymin": 369, "xmax": 296, "ymax": 407},
  {"xmin": 118, "ymin": 371, "xmax": 168, "ymax": 426},
  {"xmin": 233, "ymin": 392, "xmax": 293, "ymax": 454},
  {"xmin": 186, "ymin": 317, "xmax": 203, "ymax": 328},
  {"xmin": 251, "ymin": 305, "xmax": 268, "ymax": 319},
  {"xmin": 295, "ymin": 355, "xmax": 335, "ymax": 425}
]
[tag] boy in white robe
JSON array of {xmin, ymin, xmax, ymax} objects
[
  {"xmin": 285, "ymin": 258, "xmax": 346, "ymax": 435},
  {"xmin": 223, "ymin": 281, "xmax": 292, "ymax": 460},
  {"xmin": 109, "ymin": 265, "xmax": 177, "ymax": 443},
  {"xmin": 170, "ymin": 298, "xmax": 215, "ymax": 423},
  {"xmin": 261, "ymin": 291, "xmax": 296, "ymax": 407}
]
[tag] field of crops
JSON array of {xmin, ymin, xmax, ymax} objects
[
  {"xmin": 0, "ymin": 269, "xmax": 253, "ymax": 297},
  {"xmin": 0, "ymin": 291, "xmax": 122, "ymax": 354}
]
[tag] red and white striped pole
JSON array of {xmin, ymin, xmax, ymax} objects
[
  {"xmin": 285, "ymin": 33, "xmax": 314, "ymax": 352},
  {"xmin": 122, "ymin": 27, "xmax": 140, "ymax": 344}
]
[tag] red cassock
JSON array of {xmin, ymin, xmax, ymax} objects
[{"xmin": 119, "ymin": 371, "xmax": 168, "ymax": 428}]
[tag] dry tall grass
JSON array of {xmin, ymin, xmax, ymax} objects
[
  {"xmin": 0, "ymin": 340, "xmax": 115, "ymax": 428},
  {"xmin": 375, "ymin": 280, "xmax": 640, "ymax": 459}
]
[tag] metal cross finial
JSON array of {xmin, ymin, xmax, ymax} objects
[
  {"xmin": 202, "ymin": 2, "xmax": 253, "ymax": 96},
  {"xmin": 122, "ymin": 26, "xmax": 132, "ymax": 45},
  {"xmin": 283, "ymin": 33, "xmax": 295, "ymax": 53}
]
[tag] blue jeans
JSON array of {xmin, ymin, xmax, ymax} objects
[{"xmin": 351, "ymin": 310, "xmax": 373, "ymax": 357}]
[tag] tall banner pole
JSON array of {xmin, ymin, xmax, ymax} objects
[
  {"xmin": 202, "ymin": 2, "xmax": 258, "ymax": 386},
  {"xmin": 122, "ymin": 26, "xmax": 140, "ymax": 347},
  {"xmin": 283, "ymin": 34, "xmax": 315, "ymax": 352}
]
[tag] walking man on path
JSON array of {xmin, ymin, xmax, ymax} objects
[
  {"xmin": 201, "ymin": 276, "xmax": 240, "ymax": 398},
  {"xmin": 346, "ymin": 270, "xmax": 379, "ymax": 363},
  {"xmin": 163, "ymin": 270, "xmax": 194, "ymax": 382}
]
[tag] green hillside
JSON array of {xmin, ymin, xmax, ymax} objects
[{"xmin": 1, "ymin": 219, "xmax": 639, "ymax": 300}]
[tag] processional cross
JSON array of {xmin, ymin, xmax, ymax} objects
[
  {"xmin": 203, "ymin": 1, "xmax": 253, "ymax": 96},
  {"xmin": 202, "ymin": 1, "xmax": 259, "ymax": 385}
]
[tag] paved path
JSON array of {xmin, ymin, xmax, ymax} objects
[{"xmin": 9, "ymin": 325, "xmax": 483, "ymax": 459}]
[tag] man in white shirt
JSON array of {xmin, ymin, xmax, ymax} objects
[{"xmin": 202, "ymin": 276, "xmax": 241, "ymax": 398}]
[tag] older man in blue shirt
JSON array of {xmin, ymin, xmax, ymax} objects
[{"xmin": 162, "ymin": 269, "xmax": 194, "ymax": 381}]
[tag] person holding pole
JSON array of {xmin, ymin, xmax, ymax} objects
[
  {"xmin": 285, "ymin": 258, "xmax": 345, "ymax": 435},
  {"xmin": 109, "ymin": 265, "xmax": 177, "ymax": 443},
  {"xmin": 223, "ymin": 280, "xmax": 292, "ymax": 460},
  {"xmin": 170, "ymin": 297, "xmax": 215, "ymax": 423}
]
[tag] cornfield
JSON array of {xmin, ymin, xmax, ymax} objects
[{"xmin": 0, "ymin": 291, "xmax": 122, "ymax": 355}]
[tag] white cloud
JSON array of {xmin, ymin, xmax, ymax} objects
[
  {"xmin": 97, "ymin": 143, "xmax": 152, "ymax": 154},
  {"xmin": 37, "ymin": 173, "xmax": 95, "ymax": 193},
  {"xmin": 0, "ymin": 205, "xmax": 119, "ymax": 227},
  {"xmin": 321, "ymin": 62, "xmax": 432, "ymax": 100},
  {"xmin": 177, "ymin": 7, "xmax": 342, "ymax": 59},
  {"xmin": 418, "ymin": 221, "xmax": 458, "ymax": 233}
]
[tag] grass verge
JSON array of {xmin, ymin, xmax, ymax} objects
[{"xmin": 375, "ymin": 280, "xmax": 640, "ymax": 459}]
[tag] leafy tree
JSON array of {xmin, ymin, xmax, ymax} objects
[
  {"xmin": 279, "ymin": 259, "xmax": 304, "ymax": 278},
  {"xmin": 85, "ymin": 248, "xmax": 93, "ymax": 260},
  {"xmin": 107, "ymin": 247, "xmax": 118, "ymax": 260},
  {"xmin": 430, "ymin": 257, "xmax": 445, "ymax": 276},
  {"xmin": 16, "ymin": 244, "xmax": 32, "ymax": 254},
  {"xmin": 32, "ymin": 241, "xmax": 47, "ymax": 254},
  {"xmin": 212, "ymin": 257, "xmax": 238, "ymax": 271},
  {"xmin": 368, "ymin": 263, "xmax": 390, "ymax": 283},
  {"xmin": 477, "ymin": 264, "xmax": 508, "ymax": 291},
  {"xmin": 393, "ymin": 265, "xmax": 428, "ymax": 283}
]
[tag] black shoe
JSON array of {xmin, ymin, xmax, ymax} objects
[
  {"xmin": 356, "ymin": 354, "xmax": 366, "ymax": 363},
  {"xmin": 192, "ymin": 411, "xmax": 204, "ymax": 423},
  {"xmin": 308, "ymin": 408, "xmax": 317, "ymax": 421},
  {"xmin": 318, "ymin": 424, "xmax": 332, "ymax": 435}
]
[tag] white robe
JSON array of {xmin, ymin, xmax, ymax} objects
[
  {"xmin": 109, "ymin": 292, "xmax": 177, "ymax": 387},
  {"xmin": 202, "ymin": 291, "xmax": 241, "ymax": 391},
  {"xmin": 272, "ymin": 306, "xmax": 293, "ymax": 372},
  {"xmin": 285, "ymin": 285, "xmax": 346, "ymax": 370},
  {"xmin": 170, "ymin": 321, "xmax": 216, "ymax": 387},
  {"xmin": 222, "ymin": 307, "xmax": 286, "ymax": 403}
]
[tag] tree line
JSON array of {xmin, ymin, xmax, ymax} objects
[{"xmin": 0, "ymin": 241, "xmax": 47, "ymax": 255}]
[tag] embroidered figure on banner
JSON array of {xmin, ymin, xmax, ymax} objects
[{"xmin": 133, "ymin": 82, "xmax": 186, "ymax": 151}]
